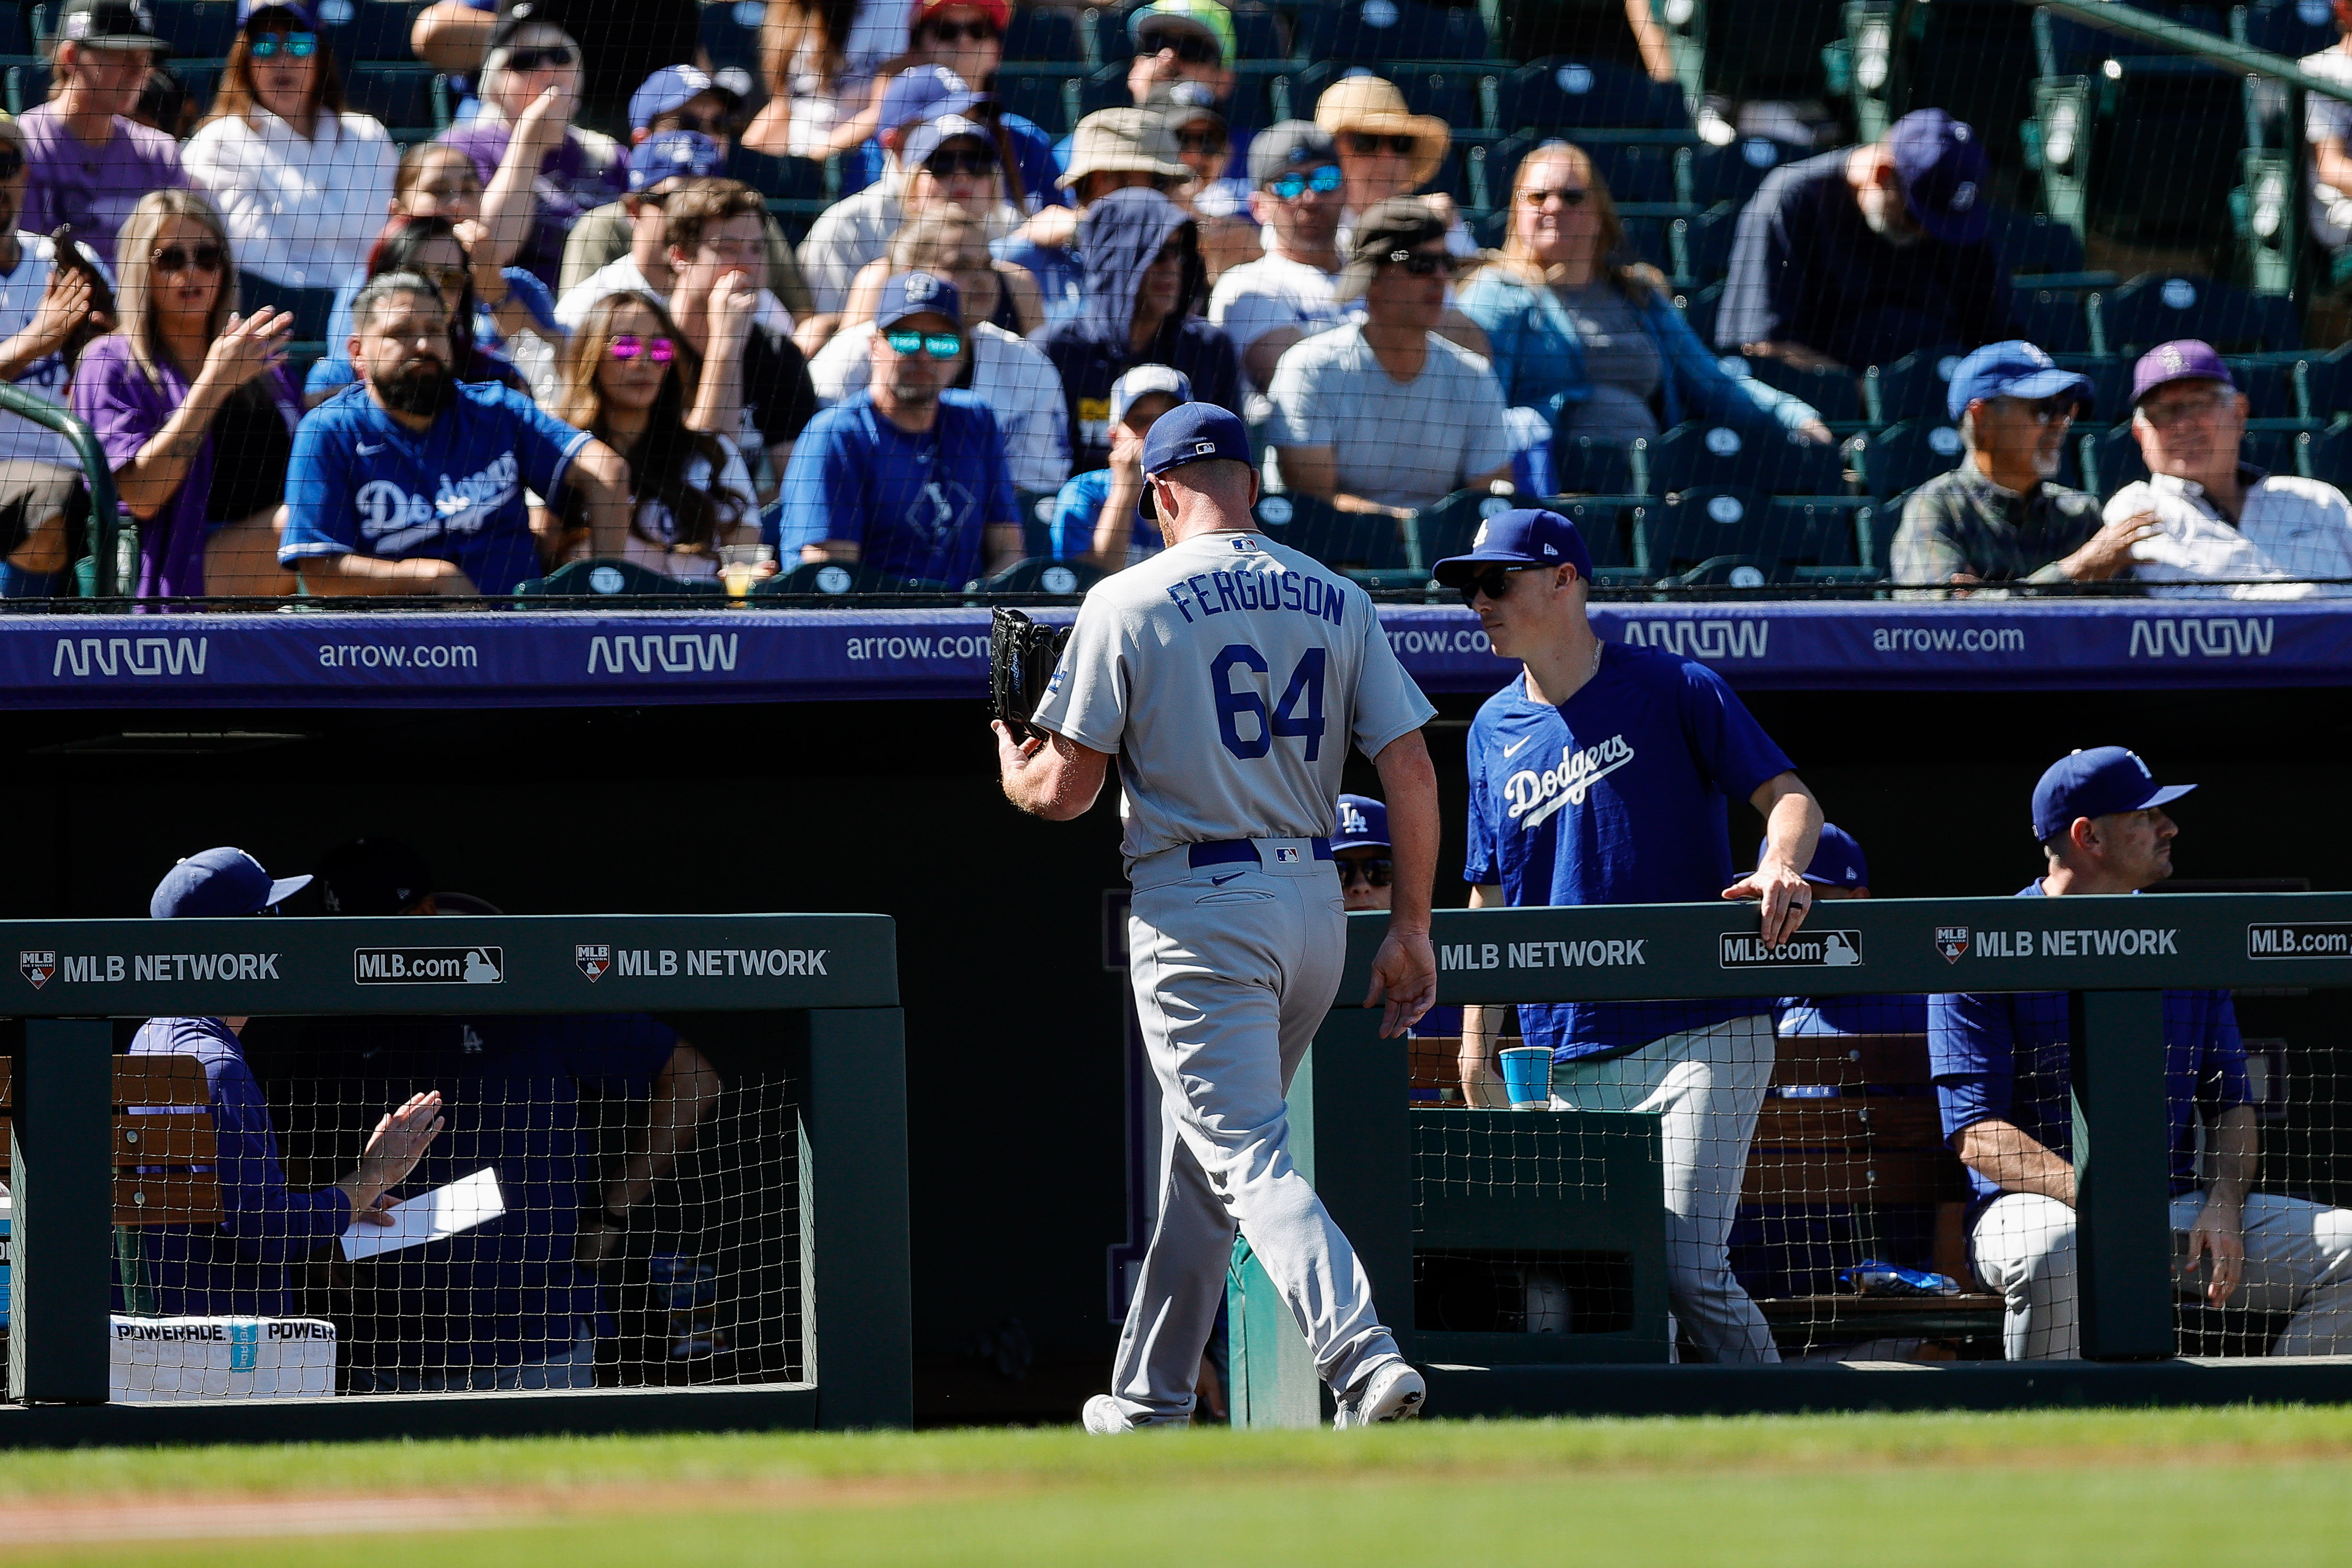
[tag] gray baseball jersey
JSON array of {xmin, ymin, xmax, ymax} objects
[{"xmin": 1031, "ymin": 528, "xmax": 1434, "ymax": 865}]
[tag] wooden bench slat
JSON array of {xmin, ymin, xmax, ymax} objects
[
  {"xmin": 1753, "ymin": 1098, "xmax": 1946, "ymax": 1150},
  {"xmin": 1770, "ymin": 1033, "xmax": 1934, "ymax": 1090},
  {"xmin": 114, "ymin": 1112, "xmax": 216, "ymax": 1165},
  {"xmin": 113, "ymin": 1056, "xmax": 211, "ymax": 1106},
  {"xmin": 114, "ymin": 1174, "xmax": 225, "ymax": 1226},
  {"xmin": 1743, "ymin": 1147, "xmax": 1969, "ymax": 1206}
]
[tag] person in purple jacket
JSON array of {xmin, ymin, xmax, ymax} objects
[
  {"xmin": 70, "ymin": 191, "xmax": 305, "ymax": 600},
  {"xmin": 17, "ymin": 0, "xmax": 191, "ymax": 261},
  {"xmin": 126, "ymin": 847, "xmax": 444, "ymax": 1319}
]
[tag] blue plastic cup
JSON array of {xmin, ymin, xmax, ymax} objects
[{"xmin": 1499, "ymin": 1045, "xmax": 1553, "ymax": 1109}]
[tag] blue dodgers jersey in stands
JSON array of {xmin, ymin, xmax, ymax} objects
[
  {"xmin": 1465, "ymin": 642, "xmax": 1795, "ymax": 1061},
  {"xmin": 280, "ymin": 380, "xmax": 593, "ymax": 595},
  {"xmin": 1929, "ymin": 882, "xmax": 2252, "ymax": 1219},
  {"xmin": 1777, "ymin": 994, "xmax": 1931, "ymax": 1036},
  {"xmin": 770, "ymin": 389, "xmax": 1017, "ymax": 585},
  {"xmin": 336, "ymin": 1013, "xmax": 680, "ymax": 1371}
]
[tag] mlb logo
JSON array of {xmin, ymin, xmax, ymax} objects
[
  {"xmin": 1275, "ymin": 847, "xmax": 1301, "ymax": 863},
  {"xmin": 18, "ymin": 950, "xmax": 53, "ymax": 989},
  {"xmin": 1934, "ymin": 926, "xmax": 1971, "ymax": 964},
  {"xmin": 575, "ymin": 943, "xmax": 611, "ymax": 983}
]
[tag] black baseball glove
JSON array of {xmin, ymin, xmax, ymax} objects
[{"xmin": 989, "ymin": 607, "xmax": 1070, "ymax": 745}]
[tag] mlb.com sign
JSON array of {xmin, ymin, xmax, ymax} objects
[{"xmin": 51, "ymin": 636, "xmax": 208, "ymax": 677}]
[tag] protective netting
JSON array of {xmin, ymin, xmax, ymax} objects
[
  {"xmin": 0, "ymin": 1, "xmax": 2341, "ymax": 609},
  {"xmin": 89, "ymin": 1011, "xmax": 800, "ymax": 1400},
  {"xmin": 1431, "ymin": 983, "xmax": 2352, "ymax": 1364}
]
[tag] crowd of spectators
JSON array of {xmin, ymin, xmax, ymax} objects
[{"xmin": 0, "ymin": 0, "xmax": 2343, "ymax": 601}]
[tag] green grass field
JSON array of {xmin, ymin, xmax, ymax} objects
[{"xmin": 5, "ymin": 1408, "xmax": 2351, "ymax": 1566}]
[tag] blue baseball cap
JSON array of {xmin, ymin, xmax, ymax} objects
[
  {"xmin": 1888, "ymin": 108, "xmax": 1990, "ymax": 245},
  {"xmin": 151, "ymin": 847, "xmax": 312, "ymax": 920},
  {"xmin": 628, "ymin": 129, "xmax": 722, "ymax": 193},
  {"xmin": 1110, "ymin": 364, "xmax": 1191, "ymax": 427},
  {"xmin": 239, "ymin": 0, "xmax": 317, "ymax": 30},
  {"xmin": 879, "ymin": 65, "xmax": 980, "ymax": 141},
  {"xmin": 874, "ymin": 270, "xmax": 961, "ymax": 331},
  {"xmin": 1757, "ymin": 822, "xmax": 1870, "ymax": 890},
  {"xmin": 902, "ymin": 114, "xmax": 993, "ymax": 175},
  {"xmin": 630, "ymin": 64, "xmax": 738, "ymax": 132},
  {"xmin": 2031, "ymin": 747, "xmax": 2197, "ymax": 842},
  {"xmin": 1142, "ymin": 401, "xmax": 1251, "ymax": 478},
  {"xmin": 1334, "ymin": 794, "xmax": 1389, "ymax": 851},
  {"xmin": 1431, "ymin": 508, "xmax": 1595, "ymax": 588},
  {"xmin": 1944, "ymin": 340, "xmax": 2096, "ymax": 423}
]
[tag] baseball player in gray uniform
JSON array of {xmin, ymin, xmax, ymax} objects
[{"xmin": 996, "ymin": 401, "xmax": 1442, "ymax": 1431}]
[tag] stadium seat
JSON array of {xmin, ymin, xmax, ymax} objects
[
  {"xmin": 342, "ymin": 66, "xmax": 444, "ymax": 138},
  {"xmin": 1500, "ymin": 57, "xmax": 1691, "ymax": 134},
  {"xmin": 970, "ymin": 557, "xmax": 1103, "ymax": 596},
  {"xmin": 1634, "ymin": 486, "xmax": 1858, "ymax": 583},
  {"xmin": 1549, "ymin": 430, "xmax": 1639, "ymax": 496},
  {"xmin": 1863, "ymin": 346, "xmax": 1968, "ymax": 426},
  {"xmin": 1536, "ymin": 496, "xmax": 1641, "ymax": 578},
  {"xmin": 516, "ymin": 559, "xmax": 723, "ymax": 598},
  {"xmin": 2303, "ymin": 420, "xmax": 2352, "ymax": 490},
  {"xmin": 143, "ymin": 0, "xmax": 239, "ymax": 60},
  {"xmin": 0, "ymin": 3, "xmax": 25, "ymax": 54},
  {"xmin": 2013, "ymin": 288, "xmax": 2093, "ymax": 356},
  {"xmin": 726, "ymin": 145, "xmax": 826, "ymax": 202},
  {"xmin": 2051, "ymin": 354, "xmax": 2132, "ymax": 424},
  {"xmin": 1298, "ymin": 0, "xmax": 1490, "ymax": 64},
  {"xmin": 1687, "ymin": 137, "xmax": 1791, "ymax": 210},
  {"xmin": 1675, "ymin": 281, "xmax": 1723, "ymax": 348},
  {"xmin": 2039, "ymin": 50, "xmax": 2250, "ymax": 251},
  {"xmin": 1000, "ymin": 6, "xmax": 1079, "ymax": 64},
  {"xmin": 1644, "ymin": 421, "xmax": 1849, "ymax": 496},
  {"xmin": 1094, "ymin": 3, "xmax": 1290, "ymax": 65},
  {"xmin": 2093, "ymin": 274, "xmax": 2303, "ymax": 354},
  {"xmin": 1412, "ymin": 485, "xmax": 1521, "ymax": 565},
  {"xmin": 2236, "ymin": 0, "xmax": 2339, "ymax": 55},
  {"xmin": 1000, "ymin": 68, "xmax": 1083, "ymax": 135},
  {"xmin": 1985, "ymin": 206, "xmax": 2089, "ymax": 279},
  {"xmin": 2298, "ymin": 348, "xmax": 2352, "ymax": 420},
  {"xmin": 1251, "ymin": 491, "xmax": 1407, "ymax": 571},
  {"xmin": 333, "ymin": 0, "xmax": 432, "ymax": 66},
  {"xmin": 757, "ymin": 561, "xmax": 951, "ymax": 596},
  {"xmin": 1670, "ymin": 204, "xmax": 1739, "ymax": 288},
  {"xmin": 2225, "ymin": 356, "xmax": 2298, "ymax": 419},
  {"xmin": 4, "ymin": 58, "xmax": 50, "ymax": 115},
  {"xmin": 1855, "ymin": 420, "xmax": 1966, "ymax": 499},
  {"xmin": 1737, "ymin": 356, "xmax": 1865, "ymax": 426},
  {"xmin": 1617, "ymin": 211, "xmax": 1674, "ymax": 276}
]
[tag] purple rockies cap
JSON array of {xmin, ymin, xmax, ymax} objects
[
  {"xmin": 150, "ymin": 847, "xmax": 312, "ymax": 919},
  {"xmin": 1888, "ymin": 109, "xmax": 1990, "ymax": 245},
  {"xmin": 2131, "ymin": 339, "xmax": 2235, "ymax": 408},
  {"xmin": 2031, "ymin": 747, "xmax": 2197, "ymax": 842}
]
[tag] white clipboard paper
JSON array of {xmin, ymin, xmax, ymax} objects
[{"xmin": 339, "ymin": 1167, "xmax": 506, "ymax": 1261}]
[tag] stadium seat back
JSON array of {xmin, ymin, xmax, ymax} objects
[
  {"xmin": 1549, "ymin": 430, "xmax": 1638, "ymax": 496},
  {"xmin": 1670, "ymin": 204, "xmax": 1739, "ymax": 289},
  {"xmin": 1618, "ymin": 212, "xmax": 1673, "ymax": 276},
  {"xmin": 1857, "ymin": 420, "xmax": 1967, "ymax": 499},
  {"xmin": 1252, "ymin": 491, "xmax": 1406, "ymax": 570},
  {"xmin": 5, "ymin": 57, "xmax": 51, "ymax": 114},
  {"xmin": 341, "ymin": 66, "xmax": 442, "ymax": 138},
  {"xmin": 1501, "ymin": 57, "xmax": 1691, "ymax": 134},
  {"xmin": 2082, "ymin": 60, "xmax": 2253, "ymax": 248},
  {"xmin": 0, "ymin": 2, "xmax": 25, "ymax": 54},
  {"xmin": 972, "ymin": 557, "xmax": 1104, "ymax": 595},
  {"xmin": 2051, "ymin": 354, "xmax": 2131, "ymax": 425},
  {"xmin": 1646, "ymin": 421, "xmax": 1848, "ymax": 496},
  {"xmin": 1000, "ymin": 6, "xmax": 1079, "ymax": 64},
  {"xmin": 2298, "ymin": 349, "xmax": 2352, "ymax": 420},
  {"xmin": 2013, "ymin": 288, "xmax": 2092, "ymax": 356},
  {"xmin": 2038, "ymin": 3, "xmax": 2228, "ymax": 74},
  {"xmin": 517, "ymin": 559, "xmax": 722, "ymax": 597},
  {"xmin": 1985, "ymin": 206, "xmax": 2088, "ymax": 278},
  {"xmin": 143, "ymin": 0, "xmax": 239, "ymax": 60},
  {"xmin": 2094, "ymin": 274, "xmax": 2302, "ymax": 354},
  {"xmin": 2225, "ymin": 357, "xmax": 2298, "ymax": 419},
  {"xmin": 337, "ymin": 0, "xmax": 431, "ymax": 66},
  {"xmin": 1300, "ymin": 0, "xmax": 1489, "ymax": 64},
  {"xmin": 1675, "ymin": 281, "xmax": 1723, "ymax": 348},
  {"xmin": 726, "ymin": 145, "xmax": 826, "ymax": 202},
  {"xmin": 1412, "ymin": 486, "xmax": 1520, "ymax": 565},
  {"xmin": 1687, "ymin": 137, "xmax": 1790, "ymax": 210},
  {"xmin": 1737, "ymin": 356, "xmax": 1865, "ymax": 426},
  {"xmin": 1864, "ymin": 346, "xmax": 1969, "ymax": 425},
  {"xmin": 2304, "ymin": 420, "xmax": 2352, "ymax": 490},
  {"xmin": 2236, "ymin": 0, "xmax": 2340, "ymax": 55},
  {"xmin": 1541, "ymin": 497, "xmax": 1636, "ymax": 569},
  {"xmin": 758, "ymin": 561, "xmax": 948, "ymax": 596},
  {"xmin": 1002, "ymin": 69, "xmax": 1082, "ymax": 135},
  {"xmin": 1630, "ymin": 486, "xmax": 1778, "ymax": 577},
  {"xmin": 2088, "ymin": 422, "xmax": 2154, "ymax": 492},
  {"xmin": 2243, "ymin": 424, "xmax": 2311, "ymax": 478}
]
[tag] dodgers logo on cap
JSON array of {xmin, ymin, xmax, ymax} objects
[{"xmin": 904, "ymin": 273, "xmax": 939, "ymax": 302}]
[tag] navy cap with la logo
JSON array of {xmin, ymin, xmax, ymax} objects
[
  {"xmin": 2030, "ymin": 746, "xmax": 2197, "ymax": 842},
  {"xmin": 1431, "ymin": 507, "xmax": 1595, "ymax": 587}
]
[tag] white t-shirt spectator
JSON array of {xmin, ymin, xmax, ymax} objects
[
  {"xmin": 553, "ymin": 254, "xmax": 793, "ymax": 335},
  {"xmin": 2303, "ymin": 45, "xmax": 2352, "ymax": 248},
  {"xmin": 807, "ymin": 317, "xmax": 1071, "ymax": 494},
  {"xmin": 797, "ymin": 183, "xmax": 900, "ymax": 318},
  {"xmin": 1268, "ymin": 322, "xmax": 1512, "ymax": 511},
  {"xmin": 182, "ymin": 108, "xmax": 398, "ymax": 289},
  {"xmin": 624, "ymin": 436, "xmax": 758, "ymax": 582},
  {"xmin": 0, "ymin": 232, "xmax": 107, "ymax": 468},
  {"xmin": 1208, "ymin": 253, "xmax": 1357, "ymax": 393},
  {"xmin": 2107, "ymin": 467, "xmax": 2352, "ymax": 598}
]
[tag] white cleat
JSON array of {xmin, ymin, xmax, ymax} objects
[
  {"xmin": 1083, "ymin": 1394, "xmax": 1191, "ymax": 1433},
  {"xmin": 1333, "ymin": 1361, "xmax": 1426, "ymax": 1429}
]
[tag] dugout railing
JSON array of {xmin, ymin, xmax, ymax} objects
[
  {"xmin": 0, "ymin": 913, "xmax": 908, "ymax": 1446},
  {"xmin": 1228, "ymin": 892, "xmax": 2352, "ymax": 1424}
]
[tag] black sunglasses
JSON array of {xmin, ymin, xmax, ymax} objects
[
  {"xmin": 1176, "ymin": 128, "xmax": 1227, "ymax": 154},
  {"xmin": 1337, "ymin": 856, "xmax": 1393, "ymax": 888},
  {"xmin": 505, "ymin": 45, "xmax": 575, "ymax": 72},
  {"xmin": 1457, "ymin": 565, "xmax": 1533, "ymax": 606},
  {"xmin": 922, "ymin": 18, "xmax": 998, "ymax": 42},
  {"xmin": 1347, "ymin": 133, "xmax": 1420, "ymax": 157},
  {"xmin": 1383, "ymin": 249, "xmax": 1452, "ymax": 278},
  {"xmin": 153, "ymin": 242, "xmax": 226, "ymax": 274},
  {"xmin": 923, "ymin": 148, "xmax": 996, "ymax": 179},
  {"xmin": 1140, "ymin": 27, "xmax": 1219, "ymax": 63}
]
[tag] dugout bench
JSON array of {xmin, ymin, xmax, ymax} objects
[
  {"xmin": 0, "ymin": 913, "xmax": 910, "ymax": 1447},
  {"xmin": 1227, "ymin": 893, "xmax": 2352, "ymax": 1424}
]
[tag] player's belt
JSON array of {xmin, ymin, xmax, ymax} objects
[{"xmin": 1187, "ymin": 838, "xmax": 1334, "ymax": 869}]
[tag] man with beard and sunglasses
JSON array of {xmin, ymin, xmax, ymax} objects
[
  {"xmin": 771, "ymin": 270, "xmax": 1020, "ymax": 585},
  {"xmin": 1269, "ymin": 198, "xmax": 1510, "ymax": 522},
  {"xmin": 1437, "ymin": 507, "xmax": 1822, "ymax": 1364},
  {"xmin": 281, "ymin": 270, "xmax": 632, "ymax": 594},
  {"xmin": 1891, "ymin": 340, "xmax": 2150, "ymax": 595}
]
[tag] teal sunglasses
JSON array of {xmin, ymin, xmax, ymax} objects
[{"xmin": 885, "ymin": 330, "xmax": 964, "ymax": 360}]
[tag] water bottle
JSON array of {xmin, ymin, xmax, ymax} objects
[{"xmin": 647, "ymin": 1253, "xmax": 728, "ymax": 1360}]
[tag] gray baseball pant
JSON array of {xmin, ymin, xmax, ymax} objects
[
  {"xmin": 1108, "ymin": 838, "xmax": 1402, "ymax": 1422},
  {"xmin": 1548, "ymin": 1014, "xmax": 1782, "ymax": 1364}
]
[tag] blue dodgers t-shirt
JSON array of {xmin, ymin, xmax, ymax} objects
[
  {"xmin": 769, "ymin": 389, "xmax": 1016, "ymax": 585},
  {"xmin": 1464, "ymin": 642, "xmax": 1796, "ymax": 1060},
  {"xmin": 280, "ymin": 380, "xmax": 593, "ymax": 594},
  {"xmin": 1928, "ymin": 882, "xmax": 2252, "ymax": 1221},
  {"xmin": 1777, "ymin": 994, "xmax": 1930, "ymax": 1036},
  {"xmin": 1047, "ymin": 467, "xmax": 1164, "ymax": 562}
]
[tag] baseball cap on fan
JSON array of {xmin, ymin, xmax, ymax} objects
[
  {"xmin": 57, "ymin": 0, "xmax": 168, "ymax": 49},
  {"xmin": 1128, "ymin": 0, "xmax": 1235, "ymax": 67},
  {"xmin": 874, "ymin": 270, "xmax": 961, "ymax": 330},
  {"xmin": 1431, "ymin": 508, "xmax": 1595, "ymax": 588},
  {"xmin": 2131, "ymin": 338, "xmax": 2235, "ymax": 408},
  {"xmin": 2031, "ymin": 747, "xmax": 2197, "ymax": 843},
  {"xmin": 1887, "ymin": 108, "xmax": 1990, "ymax": 245},
  {"xmin": 628, "ymin": 129, "xmax": 722, "ymax": 192},
  {"xmin": 629, "ymin": 64, "xmax": 741, "ymax": 133},
  {"xmin": 1944, "ymin": 340, "xmax": 2097, "ymax": 423},
  {"xmin": 1110, "ymin": 363, "xmax": 1191, "ymax": 426},
  {"xmin": 1333, "ymin": 794, "xmax": 1390, "ymax": 852},
  {"xmin": 1755, "ymin": 822, "xmax": 1870, "ymax": 890},
  {"xmin": 238, "ymin": 0, "xmax": 318, "ymax": 29},
  {"xmin": 150, "ymin": 848, "xmax": 312, "ymax": 920},
  {"xmin": 878, "ymin": 64, "xmax": 980, "ymax": 142}
]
